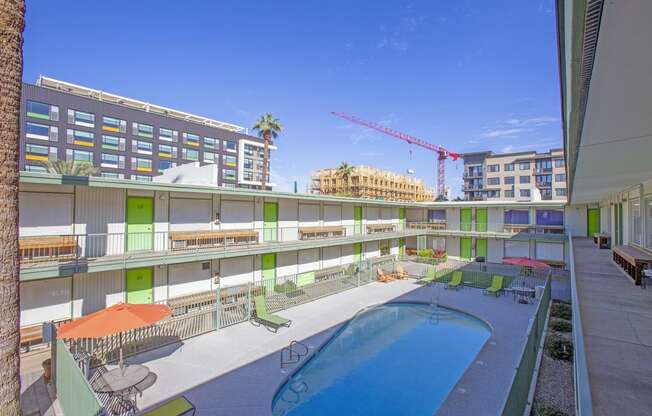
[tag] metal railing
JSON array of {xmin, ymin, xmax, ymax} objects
[
  {"xmin": 568, "ymin": 234, "xmax": 594, "ymax": 416},
  {"xmin": 406, "ymin": 221, "xmax": 566, "ymax": 235},
  {"xmin": 55, "ymin": 338, "xmax": 104, "ymax": 416}
]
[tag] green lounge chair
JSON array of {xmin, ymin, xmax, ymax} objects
[
  {"xmin": 445, "ymin": 271, "xmax": 463, "ymax": 290},
  {"xmin": 483, "ymin": 275, "xmax": 505, "ymax": 297},
  {"xmin": 420, "ymin": 267, "xmax": 437, "ymax": 284},
  {"xmin": 143, "ymin": 396, "xmax": 195, "ymax": 416},
  {"xmin": 251, "ymin": 295, "xmax": 292, "ymax": 332}
]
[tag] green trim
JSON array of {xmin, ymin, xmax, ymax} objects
[
  {"xmin": 27, "ymin": 112, "xmax": 50, "ymax": 120},
  {"xmin": 476, "ymin": 238, "xmax": 487, "ymax": 258},
  {"xmin": 460, "ymin": 237, "xmax": 472, "ymax": 259},
  {"xmin": 587, "ymin": 208, "xmax": 600, "ymax": 237},
  {"xmin": 460, "ymin": 208, "xmax": 472, "ymax": 231},
  {"xmin": 475, "ymin": 208, "xmax": 488, "ymax": 232}
]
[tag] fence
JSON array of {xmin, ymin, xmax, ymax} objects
[
  {"xmin": 55, "ymin": 338, "xmax": 104, "ymax": 416},
  {"xmin": 500, "ymin": 274, "xmax": 551, "ymax": 416}
]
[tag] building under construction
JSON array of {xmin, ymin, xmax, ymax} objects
[{"xmin": 311, "ymin": 165, "xmax": 434, "ymax": 201}]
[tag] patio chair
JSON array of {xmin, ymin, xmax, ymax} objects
[
  {"xmin": 251, "ymin": 295, "xmax": 292, "ymax": 333},
  {"xmin": 483, "ymin": 275, "xmax": 505, "ymax": 297},
  {"xmin": 420, "ymin": 267, "xmax": 437, "ymax": 284},
  {"xmin": 445, "ymin": 271, "xmax": 463, "ymax": 290},
  {"xmin": 142, "ymin": 395, "xmax": 196, "ymax": 416},
  {"xmin": 394, "ymin": 265, "xmax": 409, "ymax": 279}
]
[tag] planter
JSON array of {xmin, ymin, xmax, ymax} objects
[{"xmin": 42, "ymin": 358, "xmax": 51, "ymax": 382}]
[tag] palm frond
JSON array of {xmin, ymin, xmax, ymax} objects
[{"xmin": 39, "ymin": 160, "xmax": 99, "ymax": 176}]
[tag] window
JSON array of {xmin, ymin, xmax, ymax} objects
[
  {"xmin": 536, "ymin": 209, "xmax": 564, "ymax": 226},
  {"xmin": 158, "ymin": 160, "xmax": 176, "ymax": 172},
  {"xmin": 222, "ymin": 182, "xmax": 236, "ymax": 188},
  {"xmin": 536, "ymin": 159, "xmax": 552, "ymax": 172},
  {"xmin": 25, "ymin": 143, "xmax": 55, "ymax": 162},
  {"xmin": 102, "ymin": 116, "xmax": 126, "ymax": 133},
  {"xmin": 519, "ymin": 175, "xmax": 530, "ymax": 184},
  {"xmin": 67, "ymin": 109, "xmax": 95, "ymax": 128},
  {"xmin": 504, "ymin": 209, "xmax": 529, "ymax": 224},
  {"xmin": 646, "ymin": 199, "xmax": 652, "ymax": 249},
  {"xmin": 223, "ymin": 155, "xmax": 237, "ymax": 167},
  {"xmin": 243, "ymin": 171, "xmax": 254, "ymax": 181},
  {"xmin": 519, "ymin": 161, "xmax": 530, "ymax": 170},
  {"xmin": 487, "ymin": 177, "xmax": 500, "ymax": 185},
  {"xmin": 101, "ymin": 153, "xmax": 125, "ymax": 169},
  {"xmin": 182, "ymin": 132, "xmax": 200, "ymax": 146},
  {"xmin": 26, "ymin": 122, "xmax": 57, "ymax": 141},
  {"xmin": 244, "ymin": 145, "xmax": 254, "ymax": 156},
  {"xmin": 224, "ymin": 140, "xmax": 237, "ymax": 152},
  {"xmin": 67, "ymin": 149, "xmax": 93, "ymax": 163},
  {"xmin": 536, "ymin": 174, "xmax": 553, "ymax": 186},
  {"xmin": 25, "ymin": 164, "xmax": 48, "ymax": 173},
  {"xmin": 222, "ymin": 168, "xmax": 236, "ymax": 181},
  {"xmin": 555, "ymin": 174, "xmax": 566, "ymax": 182},
  {"xmin": 203, "ymin": 137, "xmax": 218, "ymax": 149},
  {"xmin": 487, "ymin": 164, "xmax": 500, "ymax": 172},
  {"xmin": 554, "ymin": 159, "xmax": 565, "ymax": 168},
  {"xmin": 520, "ymin": 189, "xmax": 531, "ymax": 197},
  {"xmin": 27, "ymin": 100, "xmax": 58, "ymax": 121},
  {"xmin": 204, "ymin": 152, "xmax": 216, "ymax": 163},
  {"xmin": 631, "ymin": 199, "xmax": 642, "ymax": 245},
  {"xmin": 243, "ymin": 158, "xmax": 254, "ymax": 169},
  {"xmin": 487, "ymin": 190, "xmax": 500, "ymax": 198},
  {"xmin": 101, "ymin": 172, "xmax": 124, "ymax": 179},
  {"xmin": 132, "ymin": 122, "xmax": 154, "ymax": 138},
  {"xmin": 504, "ymin": 190, "xmax": 514, "ymax": 198},
  {"xmin": 555, "ymin": 188, "xmax": 567, "ymax": 196},
  {"xmin": 132, "ymin": 140, "xmax": 153, "ymax": 155},
  {"xmin": 131, "ymin": 157, "xmax": 152, "ymax": 172},
  {"xmin": 504, "ymin": 163, "xmax": 515, "ymax": 171},
  {"xmin": 182, "ymin": 148, "xmax": 199, "ymax": 161},
  {"xmin": 541, "ymin": 189, "xmax": 552, "ymax": 200},
  {"xmin": 102, "ymin": 135, "xmax": 125, "ymax": 151},
  {"xmin": 159, "ymin": 128, "xmax": 177, "ymax": 142},
  {"xmin": 133, "ymin": 175, "xmax": 152, "ymax": 182},
  {"xmin": 67, "ymin": 129, "xmax": 95, "ymax": 147},
  {"xmin": 504, "ymin": 176, "xmax": 514, "ymax": 185},
  {"xmin": 158, "ymin": 144, "xmax": 177, "ymax": 158}
]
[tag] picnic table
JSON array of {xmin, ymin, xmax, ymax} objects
[
  {"xmin": 593, "ymin": 233, "xmax": 611, "ymax": 249},
  {"xmin": 298, "ymin": 226, "xmax": 345, "ymax": 240},
  {"xmin": 19, "ymin": 235, "xmax": 77, "ymax": 262}
]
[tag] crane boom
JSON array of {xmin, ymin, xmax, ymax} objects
[{"xmin": 331, "ymin": 111, "xmax": 459, "ymax": 199}]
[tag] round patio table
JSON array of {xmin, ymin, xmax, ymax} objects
[
  {"xmin": 511, "ymin": 286, "xmax": 536, "ymax": 304},
  {"xmin": 93, "ymin": 364, "xmax": 150, "ymax": 394}
]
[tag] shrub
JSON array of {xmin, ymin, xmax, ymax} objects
[
  {"xmin": 274, "ymin": 280, "xmax": 297, "ymax": 294},
  {"xmin": 550, "ymin": 303, "xmax": 572, "ymax": 320},
  {"xmin": 418, "ymin": 248, "xmax": 433, "ymax": 258},
  {"xmin": 545, "ymin": 336, "xmax": 574, "ymax": 361},
  {"xmin": 537, "ymin": 406, "xmax": 568, "ymax": 416},
  {"xmin": 550, "ymin": 319, "xmax": 572, "ymax": 333},
  {"xmin": 433, "ymin": 249, "xmax": 447, "ymax": 262}
]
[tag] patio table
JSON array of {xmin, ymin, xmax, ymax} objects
[
  {"xmin": 511, "ymin": 286, "xmax": 536, "ymax": 304},
  {"xmin": 93, "ymin": 364, "xmax": 150, "ymax": 395}
]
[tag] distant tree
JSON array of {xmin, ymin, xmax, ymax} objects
[
  {"xmin": 435, "ymin": 194, "xmax": 449, "ymax": 202},
  {"xmin": 454, "ymin": 196, "xmax": 463, "ymax": 201},
  {"xmin": 252, "ymin": 113, "xmax": 283, "ymax": 190},
  {"xmin": 39, "ymin": 160, "xmax": 99, "ymax": 176}
]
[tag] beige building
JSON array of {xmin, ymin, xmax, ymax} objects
[
  {"xmin": 311, "ymin": 165, "xmax": 434, "ymax": 202},
  {"xmin": 462, "ymin": 149, "xmax": 566, "ymax": 201}
]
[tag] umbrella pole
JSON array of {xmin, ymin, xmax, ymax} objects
[{"xmin": 119, "ymin": 332, "xmax": 124, "ymax": 374}]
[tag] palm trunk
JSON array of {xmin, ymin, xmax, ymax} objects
[
  {"xmin": 261, "ymin": 132, "xmax": 270, "ymax": 190},
  {"xmin": 0, "ymin": 0, "xmax": 25, "ymax": 414}
]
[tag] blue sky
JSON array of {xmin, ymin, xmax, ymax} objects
[{"xmin": 23, "ymin": 0, "xmax": 561, "ymax": 196}]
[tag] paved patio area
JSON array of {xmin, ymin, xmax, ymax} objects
[
  {"xmin": 124, "ymin": 262, "xmax": 544, "ymax": 416},
  {"xmin": 573, "ymin": 238, "xmax": 652, "ymax": 416}
]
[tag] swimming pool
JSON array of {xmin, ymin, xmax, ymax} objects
[{"xmin": 272, "ymin": 302, "xmax": 491, "ymax": 416}]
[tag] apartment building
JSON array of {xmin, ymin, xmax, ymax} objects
[
  {"xmin": 20, "ymin": 76, "xmax": 275, "ymax": 189},
  {"xmin": 311, "ymin": 165, "xmax": 434, "ymax": 202},
  {"xmin": 17, "ymin": 171, "xmax": 577, "ymax": 330},
  {"xmin": 462, "ymin": 149, "xmax": 566, "ymax": 201}
]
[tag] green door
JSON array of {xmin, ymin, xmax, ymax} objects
[
  {"xmin": 261, "ymin": 253, "xmax": 276, "ymax": 290},
  {"xmin": 476, "ymin": 239, "xmax": 487, "ymax": 258},
  {"xmin": 354, "ymin": 206, "xmax": 363, "ymax": 235},
  {"xmin": 398, "ymin": 238, "xmax": 406, "ymax": 257},
  {"xmin": 460, "ymin": 237, "xmax": 472, "ymax": 259},
  {"xmin": 127, "ymin": 197, "xmax": 153, "ymax": 251},
  {"xmin": 460, "ymin": 208, "xmax": 472, "ymax": 232},
  {"xmin": 399, "ymin": 207, "xmax": 406, "ymax": 231},
  {"xmin": 587, "ymin": 208, "xmax": 600, "ymax": 237},
  {"xmin": 353, "ymin": 242, "xmax": 363, "ymax": 264},
  {"xmin": 126, "ymin": 267, "xmax": 153, "ymax": 304},
  {"xmin": 263, "ymin": 202, "xmax": 278, "ymax": 242},
  {"xmin": 475, "ymin": 208, "xmax": 488, "ymax": 232}
]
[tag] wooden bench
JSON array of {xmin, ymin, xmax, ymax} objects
[
  {"xmin": 408, "ymin": 222, "xmax": 447, "ymax": 230},
  {"xmin": 593, "ymin": 233, "xmax": 611, "ymax": 249},
  {"xmin": 366, "ymin": 223, "xmax": 396, "ymax": 234},
  {"xmin": 20, "ymin": 319, "xmax": 71, "ymax": 351},
  {"xmin": 170, "ymin": 229, "xmax": 258, "ymax": 249},
  {"xmin": 19, "ymin": 235, "xmax": 77, "ymax": 262},
  {"xmin": 503, "ymin": 224, "xmax": 533, "ymax": 233},
  {"xmin": 612, "ymin": 245, "xmax": 652, "ymax": 285},
  {"xmin": 298, "ymin": 226, "xmax": 345, "ymax": 240}
]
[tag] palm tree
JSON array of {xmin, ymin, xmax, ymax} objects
[
  {"xmin": 39, "ymin": 160, "xmax": 99, "ymax": 176},
  {"xmin": 252, "ymin": 113, "xmax": 283, "ymax": 190},
  {"xmin": 0, "ymin": 0, "xmax": 25, "ymax": 413},
  {"xmin": 336, "ymin": 162, "xmax": 354, "ymax": 193}
]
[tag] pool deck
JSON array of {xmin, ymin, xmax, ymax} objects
[
  {"xmin": 126, "ymin": 261, "xmax": 544, "ymax": 416},
  {"xmin": 573, "ymin": 238, "xmax": 652, "ymax": 416}
]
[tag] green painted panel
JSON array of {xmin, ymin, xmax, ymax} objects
[
  {"xmin": 476, "ymin": 239, "xmax": 487, "ymax": 258},
  {"xmin": 460, "ymin": 237, "xmax": 472, "ymax": 259},
  {"xmin": 399, "ymin": 207, "xmax": 406, "ymax": 231},
  {"xmin": 476, "ymin": 208, "xmax": 488, "ymax": 232},
  {"xmin": 126, "ymin": 267, "xmax": 153, "ymax": 304},
  {"xmin": 587, "ymin": 208, "xmax": 600, "ymax": 237},
  {"xmin": 399, "ymin": 238, "xmax": 406, "ymax": 257},
  {"xmin": 354, "ymin": 206, "xmax": 363, "ymax": 235},
  {"xmin": 262, "ymin": 253, "xmax": 276, "ymax": 282},
  {"xmin": 353, "ymin": 242, "xmax": 363, "ymax": 263},
  {"xmin": 460, "ymin": 208, "xmax": 472, "ymax": 231},
  {"xmin": 263, "ymin": 202, "xmax": 278, "ymax": 242},
  {"xmin": 297, "ymin": 271, "xmax": 315, "ymax": 287},
  {"xmin": 56, "ymin": 339, "xmax": 103, "ymax": 416},
  {"xmin": 127, "ymin": 196, "xmax": 153, "ymax": 251}
]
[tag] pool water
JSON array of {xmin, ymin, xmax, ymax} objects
[{"xmin": 272, "ymin": 302, "xmax": 491, "ymax": 416}]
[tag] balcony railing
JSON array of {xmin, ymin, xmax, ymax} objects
[{"xmin": 407, "ymin": 221, "xmax": 565, "ymax": 235}]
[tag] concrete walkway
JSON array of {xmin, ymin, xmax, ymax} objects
[{"xmin": 572, "ymin": 238, "xmax": 652, "ymax": 416}]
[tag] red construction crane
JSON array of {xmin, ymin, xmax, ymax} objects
[{"xmin": 331, "ymin": 112, "xmax": 460, "ymax": 199}]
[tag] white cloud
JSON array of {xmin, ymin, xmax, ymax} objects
[
  {"xmin": 503, "ymin": 116, "xmax": 558, "ymax": 127},
  {"xmin": 482, "ymin": 128, "xmax": 531, "ymax": 138}
]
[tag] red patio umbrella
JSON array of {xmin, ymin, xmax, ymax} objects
[{"xmin": 502, "ymin": 257, "xmax": 550, "ymax": 269}]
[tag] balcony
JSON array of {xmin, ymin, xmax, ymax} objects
[{"xmin": 406, "ymin": 221, "xmax": 565, "ymax": 236}]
